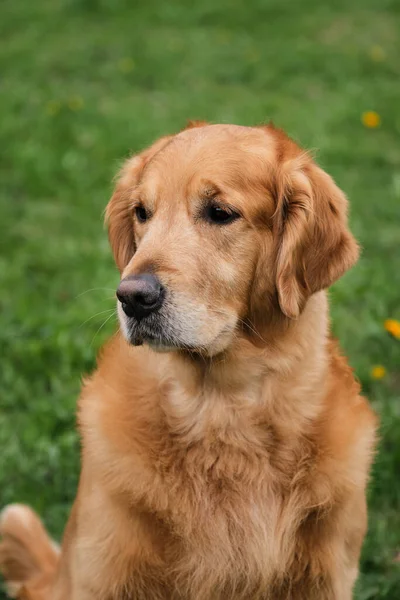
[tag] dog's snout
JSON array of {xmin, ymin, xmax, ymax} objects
[{"xmin": 117, "ymin": 274, "xmax": 164, "ymax": 320}]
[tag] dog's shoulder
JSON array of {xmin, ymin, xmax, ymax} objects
[
  {"xmin": 77, "ymin": 334, "xmax": 166, "ymax": 483},
  {"xmin": 315, "ymin": 339, "xmax": 377, "ymax": 492}
]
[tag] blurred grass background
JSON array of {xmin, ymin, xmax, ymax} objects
[{"xmin": 0, "ymin": 0, "xmax": 399, "ymax": 598}]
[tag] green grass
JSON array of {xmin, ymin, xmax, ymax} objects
[{"xmin": 1, "ymin": 0, "xmax": 399, "ymax": 597}]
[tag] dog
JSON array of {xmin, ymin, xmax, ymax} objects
[{"xmin": 0, "ymin": 122, "xmax": 377, "ymax": 599}]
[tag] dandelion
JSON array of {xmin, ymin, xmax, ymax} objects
[
  {"xmin": 118, "ymin": 57, "xmax": 135, "ymax": 73},
  {"xmin": 46, "ymin": 100, "xmax": 62, "ymax": 116},
  {"xmin": 68, "ymin": 96, "xmax": 84, "ymax": 111},
  {"xmin": 362, "ymin": 111, "xmax": 381, "ymax": 128},
  {"xmin": 369, "ymin": 45, "xmax": 385, "ymax": 62},
  {"xmin": 384, "ymin": 319, "xmax": 400, "ymax": 339},
  {"xmin": 370, "ymin": 365, "xmax": 386, "ymax": 380}
]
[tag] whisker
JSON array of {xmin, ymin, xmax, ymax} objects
[
  {"xmin": 75, "ymin": 287, "xmax": 116, "ymax": 300},
  {"xmin": 78, "ymin": 308, "xmax": 116, "ymax": 330},
  {"xmin": 238, "ymin": 317, "xmax": 268, "ymax": 345},
  {"xmin": 90, "ymin": 311, "xmax": 117, "ymax": 347}
]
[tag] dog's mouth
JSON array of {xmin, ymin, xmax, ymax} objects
[
  {"xmin": 120, "ymin": 314, "xmax": 236, "ymax": 357},
  {"xmin": 117, "ymin": 297, "xmax": 238, "ymax": 356},
  {"xmin": 129, "ymin": 328, "xmax": 196, "ymax": 353},
  {"xmin": 123, "ymin": 314, "xmax": 190, "ymax": 352}
]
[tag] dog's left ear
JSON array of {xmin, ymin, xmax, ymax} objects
[{"xmin": 273, "ymin": 156, "xmax": 359, "ymax": 319}]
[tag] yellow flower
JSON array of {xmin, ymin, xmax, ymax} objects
[
  {"xmin": 362, "ymin": 111, "xmax": 381, "ymax": 128},
  {"xmin": 369, "ymin": 45, "xmax": 385, "ymax": 62},
  {"xmin": 118, "ymin": 57, "xmax": 135, "ymax": 73},
  {"xmin": 46, "ymin": 100, "xmax": 62, "ymax": 116},
  {"xmin": 384, "ymin": 319, "xmax": 400, "ymax": 339},
  {"xmin": 371, "ymin": 365, "xmax": 386, "ymax": 380},
  {"xmin": 67, "ymin": 96, "xmax": 84, "ymax": 111}
]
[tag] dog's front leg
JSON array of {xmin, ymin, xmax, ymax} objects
[
  {"xmin": 53, "ymin": 483, "xmax": 167, "ymax": 600},
  {"xmin": 286, "ymin": 492, "xmax": 368, "ymax": 600}
]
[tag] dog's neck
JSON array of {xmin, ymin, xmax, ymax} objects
[{"xmin": 157, "ymin": 291, "xmax": 330, "ymax": 441}]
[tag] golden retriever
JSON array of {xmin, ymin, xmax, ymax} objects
[{"xmin": 0, "ymin": 122, "xmax": 377, "ymax": 600}]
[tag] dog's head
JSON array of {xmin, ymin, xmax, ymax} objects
[{"xmin": 106, "ymin": 123, "xmax": 358, "ymax": 355}]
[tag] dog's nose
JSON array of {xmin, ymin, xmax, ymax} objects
[{"xmin": 116, "ymin": 274, "xmax": 164, "ymax": 320}]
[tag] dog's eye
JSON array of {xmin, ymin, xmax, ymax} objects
[
  {"xmin": 135, "ymin": 205, "xmax": 148, "ymax": 223},
  {"xmin": 205, "ymin": 204, "xmax": 240, "ymax": 225}
]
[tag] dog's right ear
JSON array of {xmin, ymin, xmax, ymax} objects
[
  {"xmin": 105, "ymin": 155, "xmax": 142, "ymax": 272},
  {"xmin": 105, "ymin": 135, "xmax": 173, "ymax": 272}
]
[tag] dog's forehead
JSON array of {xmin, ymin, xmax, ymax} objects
[
  {"xmin": 171, "ymin": 124, "xmax": 275, "ymax": 161},
  {"xmin": 140, "ymin": 125, "xmax": 277, "ymax": 194}
]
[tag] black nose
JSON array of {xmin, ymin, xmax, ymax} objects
[{"xmin": 116, "ymin": 274, "xmax": 165, "ymax": 320}]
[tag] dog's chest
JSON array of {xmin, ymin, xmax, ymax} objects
[{"xmin": 148, "ymin": 432, "xmax": 304, "ymax": 597}]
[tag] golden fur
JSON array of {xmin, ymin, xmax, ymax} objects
[{"xmin": 0, "ymin": 123, "xmax": 377, "ymax": 599}]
